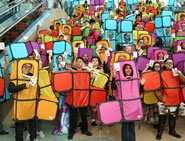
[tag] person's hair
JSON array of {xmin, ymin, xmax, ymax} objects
[
  {"xmin": 180, "ymin": 14, "xmax": 185, "ymax": 18},
  {"xmin": 49, "ymin": 25, "xmax": 54, "ymax": 30},
  {"xmin": 89, "ymin": 19, "xmax": 95, "ymax": 24},
  {"xmin": 57, "ymin": 55, "xmax": 63, "ymax": 60},
  {"xmin": 154, "ymin": 37, "xmax": 163, "ymax": 47},
  {"xmin": 91, "ymin": 56, "xmax": 100, "ymax": 65},
  {"xmin": 163, "ymin": 58, "xmax": 173, "ymax": 70},
  {"xmin": 76, "ymin": 43, "xmax": 81, "ymax": 47},
  {"xmin": 123, "ymin": 64, "xmax": 133, "ymax": 77},
  {"xmin": 136, "ymin": 14, "xmax": 142, "ymax": 20},
  {"xmin": 76, "ymin": 57, "xmax": 84, "ymax": 62},
  {"xmin": 180, "ymin": 42, "xmax": 185, "ymax": 46},
  {"xmin": 56, "ymin": 22, "xmax": 60, "ymax": 26},
  {"xmin": 152, "ymin": 62, "xmax": 161, "ymax": 71}
]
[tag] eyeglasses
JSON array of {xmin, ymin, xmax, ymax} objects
[
  {"xmin": 24, "ymin": 65, "xmax": 32, "ymax": 70},
  {"xmin": 154, "ymin": 66, "xmax": 160, "ymax": 68},
  {"xmin": 165, "ymin": 62, "xmax": 173, "ymax": 65}
]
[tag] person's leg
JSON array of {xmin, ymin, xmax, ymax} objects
[
  {"xmin": 91, "ymin": 108, "xmax": 97, "ymax": 127},
  {"xmin": 28, "ymin": 119, "xmax": 37, "ymax": 141},
  {"xmin": 121, "ymin": 122, "xmax": 129, "ymax": 141},
  {"xmin": 15, "ymin": 121, "xmax": 24, "ymax": 141},
  {"xmin": 68, "ymin": 107, "xmax": 78, "ymax": 139},
  {"xmin": 37, "ymin": 120, "xmax": 45, "ymax": 137},
  {"xmin": 128, "ymin": 122, "xmax": 136, "ymax": 141},
  {"xmin": 0, "ymin": 103, "xmax": 8, "ymax": 135},
  {"xmin": 156, "ymin": 115, "xmax": 167, "ymax": 140},
  {"xmin": 168, "ymin": 114, "xmax": 181, "ymax": 138},
  {"xmin": 79, "ymin": 107, "xmax": 88, "ymax": 132}
]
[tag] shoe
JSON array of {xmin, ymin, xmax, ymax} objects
[
  {"xmin": 78, "ymin": 122, "xmax": 82, "ymax": 127},
  {"xmin": 169, "ymin": 131, "xmax": 181, "ymax": 138},
  {"xmin": 0, "ymin": 130, "xmax": 9, "ymax": 135},
  {"xmin": 26, "ymin": 132, "xmax": 30, "ymax": 141},
  {"xmin": 37, "ymin": 130, "xmax": 45, "ymax": 138},
  {"xmin": 156, "ymin": 133, "xmax": 161, "ymax": 140},
  {"xmin": 32, "ymin": 139, "xmax": 39, "ymax": 141},
  {"xmin": 81, "ymin": 130, "xmax": 92, "ymax": 136},
  {"xmin": 68, "ymin": 133, "xmax": 74, "ymax": 140},
  {"xmin": 91, "ymin": 121, "xmax": 98, "ymax": 127}
]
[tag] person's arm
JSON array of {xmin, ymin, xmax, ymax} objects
[
  {"xmin": 103, "ymin": 57, "xmax": 110, "ymax": 73},
  {"xmin": 142, "ymin": 64, "xmax": 149, "ymax": 73},
  {"xmin": 36, "ymin": 25, "xmax": 41, "ymax": 38},
  {"xmin": 3, "ymin": 48, "xmax": 9, "ymax": 71},
  {"xmin": 72, "ymin": 53, "xmax": 77, "ymax": 68},
  {"xmin": 8, "ymin": 82, "xmax": 29, "ymax": 93},
  {"xmin": 111, "ymin": 70, "xmax": 117, "ymax": 90},
  {"xmin": 154, "ymin": 90, "xmax": 167, "ymax": 103},
  {"xmin": 177, "ymin": 70, "xmax": 185, "ymax": 84}
]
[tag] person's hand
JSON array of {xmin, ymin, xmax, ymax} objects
[
  {"xmin": 161, "ymin": 97, "xmax": 167, "ymax": 103},
  {"xmin": 113, "ymin": 70, "xmax": 117, "ymax": 77},
  {"xmin": 37, "ymin": 25, "xmax": 40, "ymax": 30},
  {"xmin": 177, "ymin": 69, "xmax": 182, "ymax": 75},
  {"xmin": 140, "ymin": 76, "xmax": 146, "ymax": 86},
  {"xmin": 104, "ymin": 56, "xmax": 108, "ymax": 64},
  {"xmin": 4, "ymin": 48, "xmax": 8, "ymax": 55},
  {"xmin": 74, "ymin": 53, "xmax": 78, "ymax": 59},
  {"xmin": 58, "ymin": 64, "xmax": 63, "ymax": 69},
  {"xmin": 26, "ymin": 83, "xmax": 31, "ymax": 88}
]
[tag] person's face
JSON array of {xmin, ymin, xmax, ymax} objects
[
  {"xmin": 82, "ymin": 53, "xmax": 88, "ymax": 62},
  {"xmin": 58, "ymin": 36, "xmax": 64, "ymax": 41},
  {"xmin": 181, "ymin": 42, "xmax": 185, "ymax": 49},
  {"xmin": 154, "ymin": 63, "xmax": 161, "ymax": 71},
  {"xmin": 92, "ymin": 58, "xmax": 99, "ymax": 68},
  {"xmin": 143, "ymin": 37, "xmax": 149, "ymax": 45},
  {"xmin": 108, "ymin": 33, "xmax": 113, "ymax": 39},
  {"xmin": 177, "ymin": 30, "xmax": 182, "ymax": 36},
  {"xmin": 166, "ymin": 28, "xmax": 170, "ymax": 35},
  {"xmin": 76, "ymin": 59, "xmax": 84, "ymax": 68},
  {"xmin": 118, "ymin": 55, "xmax": 127, "ymax": 61},
  {"xmin": 22, "ymin": 64, "xmax": 32, "ymax": 75},
  {"xmin": 180, "ymin": 15, "xmax": 185, "ymax": 21},
  {"xmin": 124, "ymin": 65, "xmax": 132, "ymax": 76},
  {"xmin": 136, "ymin": 16, "xmax": 141, "ymax": 22},
  {"xmin": 138, "ymin": 39, "xmax": 144, "ymax": 46},
  {"xmin": 37, "ymin": 38, "xmax": 42, "ymax": 44},
  {"xmin": 65, "ymin": 65, "xmax": 71, "ymax": 70},
  {"xmin": 181, "ymin": 24, "xmax": 185, "ymax": 30},
  {"xmin": 58, "ymin": 56, "xmax": 63, "ymax": 63},
  {"xmin": 56, "ymin": 23, "xmax": 60, "ymax": 29},
  {"xmin": 164, "ymin": 60, "xmax": 173, "ymax": 70},
  {"xmin": 64, "ymin": 27, "xmax": 69, "ymax": 34},
  {"xmin": 125, "ymin": 34, "xmax": 130, "ymax": 40},
  {"xmin": 158, "ymin": 52, "xmax": 164, "ymax": 60},
  {"xmin": 125, "ymin": 46, "xmax": 132, "ymax": 54}
]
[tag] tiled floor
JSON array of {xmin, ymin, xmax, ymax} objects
[{"xmin": 1, "ymin": 116, "xmax": 185, "ymax": 141}]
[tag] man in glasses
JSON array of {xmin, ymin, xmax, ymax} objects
[{"xmin": 8, "ymin": 63, "xmax": 38, "ymax": 141}]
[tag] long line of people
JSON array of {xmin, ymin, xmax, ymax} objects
[{"xmin": 1, "ymin": 0, "xmax": 185, "ymax": 141}]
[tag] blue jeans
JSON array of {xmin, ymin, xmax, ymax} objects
[{"xmin": 121, "ymin": 122, "xmax": 136, "ymax": 141}]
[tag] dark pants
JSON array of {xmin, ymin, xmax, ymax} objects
[
  {"xmin": 69, "ymin": 107, "xmax": 88, "ymax": 134},
  {"xmin": 121, "ymin": 122, "xmax": 136, "ymax": 141},
  {"xmin": 15, "ymin": 119, "xmax": 36, "ymax": 141}
]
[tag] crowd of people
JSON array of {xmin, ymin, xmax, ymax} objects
[{"xmin": 1, "ymin": 0, "xmax": 185, "ymax": 141}]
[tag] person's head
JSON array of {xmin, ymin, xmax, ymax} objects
[
  {"xmin": 124, "ymin": 33, "xmax": 130, "ymax": 40},
  {"xmin": 56, "ymin": 23, "xmax": 60, "ymax": 29},
  {"xmin": 58, "ymin": 34, "xmax": 64, "ymax": 40},
  {"xmin": 22, "ymin": 63, "xmax": 32, "ymax": 75},
  {"xmin": 76, "ymin": 57, "xmax": 84, "ymax": 68},
  {"xmin": 82, "ymin": 53, "xmax": 88, "ymax": 63},
  {"xmin": 176, "ymin": 29, "xmax": 182, "ymax": 36},
  {"xmin": 164, "ymin": 58, "xmax": 173, "ymax": 70},
  {"xmin": 65, "ymin": 60, "xmax": 71, "ymax": 70},
  {"xmin": 118, "ymin": 55, "xmax": 127, "ymax": 61},
  {"xmin": 124, "ymin": 46, "xmax": 132, "ymax": 54},
  {"xmin": 137, "ymin": 39, "xmax": 144, "ymax": 46},
  {"xmin": 64, "ymin": 27, "xmax": 69, "ymax": 34},
  {"xmin": 166, "ymin": 27, "xmax": 170, "ymax": 35},
  {"xmin": 157, "ymin": 52, "xmax": 164, "ymax": 60},
  {"xmin": 36, "ymin": 37, "xmax": 42, "ymax": 44},
  {"xmin": 136, "ymin": 14, "xmax": 142, "ymax": 22},
  {"xmin": 76, "ymin": 43, "xmax": 81, "ymax": 48},
  {"xmin": 152, "ymin": 62, "xmax": 161, "ymax": 71},
  {"xmin": 49, "ymin": 25, "xmax": 54, "ymax": 30},
  {"xmin": 89, "ymin": 19, "xmax": 95, "ymax": 25},
  {"xmin": 91, "ymin": 57, "xmax": 100, "ymax": 68},
  {"xmin": 181, "ymin": 42, "xmax": 185, "ymax": 49},
  {"xmin": 143, "ymin": 36, "xmax": 149, "ymax": 45},
  {"xmin": 180, "ymin": 14, "xmax": 185, "ymax": 21},
  {"xmin": 108, "ymin": 32, "xmax": 113, "ymax": 39},
  {"xmin": 123, "ymin": 64, "xmax": 133, "ymax": 77},
  {"xmin": 181, "ymin": 23, "xmax": 185, "ymax": 31},
  {"xmin": 58, "ymin": 55, "xmax": 63, "ymax": 63},
  {"xmin": 154, "ymin": 37, "xmax": 163, "ymax": 47}
]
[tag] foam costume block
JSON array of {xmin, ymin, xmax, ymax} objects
[
  {"xmin": 139, "ymin": 34, "xmax": 154, "ymax": 46},
  {"xmin": 90, "ymin": 86, "xmax": 107, "ymax": 107},
  {"xmin": 136, "ymin": 57, "xmax": 150, "ymax": 72},
  {"xmin": 10, "ymin": 59, "xmax": 38, "ymax": 121},
  {"xmin": 72, "ymin": 40, "xmax": 85, "ymax": 53},
  {"xmin": 177, "ymin": 61, "xmax": 185, "ymax": 75},
  {"xmin": 0, "ymin": 77, "xmax": 5, "ymax": 98},
  {"xmin": 161, "ymin": 71, "xmax": 180, "ymax": 106},
  {"xmin": 151, "ymin": 49, "xmax": 168, "ymax": 61},
  {"xmin": 90, "ymin": 0, "xmax": 105, "ymax": 6},
  {"xmin": 172, "ymin": 53, "xmax": 185, "ymax": 66},
  {"xmin": 52, "ymin": 41, "xmax": 72, "ymax": 72},
  {"xmin": 77, "ymin": 48, "xmax": 93, "ymax": 63},
  {"xmin": 40, "ymin": 34, "xmax": 57, "ymax": 44},
  {"xmin": 26, "ymin": 41, "xmax": 41, "ymax": 56},
  {"xmin": 147, "ymin": 47, "xmax": 160, "ymax": 59},
  {"xmin": 37, "ymin": 68, "xmax": 58, "ymax": 120},
  {"xmin": 72, "ymin": 26, "xmax": 82, "ymax": 36},
  {"xmin": 174, "ymin": 40, "xmax": 185, "ymax": 53}
]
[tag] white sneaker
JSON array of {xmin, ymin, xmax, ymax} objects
[
  {"xmin": 26, "ymin": 132, "xmax": 30, "ymax": 141},
  {"xmin": 37, "ymin": 131, "xmax": 45, "ymax": 138},
  {"xmin": 33, "ymin": 139, "xmax": 39, "ymax": 141}
]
